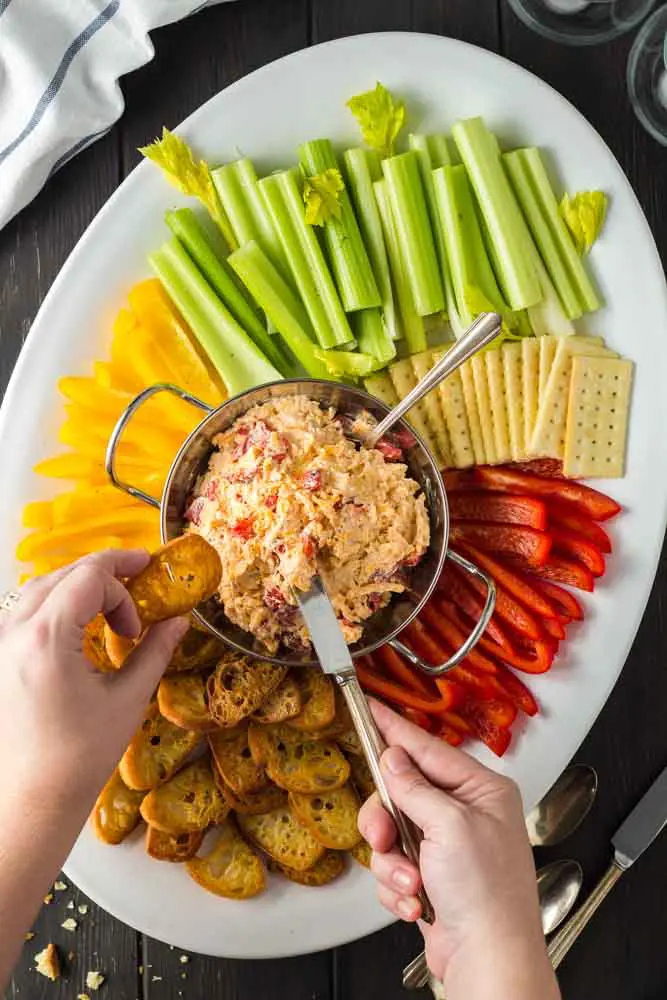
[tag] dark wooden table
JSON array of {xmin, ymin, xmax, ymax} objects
[{"xmin": 2, "ymin": 2, "xmax": 667, "ymax": 997}]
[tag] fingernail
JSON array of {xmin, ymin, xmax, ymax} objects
[
  {"xmin": 397, "ymin": 897, "xmax": 417, "ymax": 920},
  {"xmin": 382, "ymin": 747, "xmax": 411, "ymax": 775},
  {"xmin": 393, "ymin": 868, "xmax": 412, "ymax": 891}
]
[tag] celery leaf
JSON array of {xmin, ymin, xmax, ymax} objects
[
  {"xmin": 303, "ymin": 168, "xmax": 345, "ymax": 226},
  {"xmin": 313, "ymin": 348, "xmax": 383, "ymax": 377},
  {"xmin": 346, "ymin": 82, "xmax": 406, "ymax": 159},
  {"xmin": 559, "ymin": 191, "xmax": 607, "ymax": 255}
]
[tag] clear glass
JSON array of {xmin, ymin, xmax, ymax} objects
[
  {"xmin": 627, "ymin": 4, "xmax": 667, "ymax": 143},
  {"xmin": 506, "ymin": 0, "xmax": 656, "ymax": 45}
]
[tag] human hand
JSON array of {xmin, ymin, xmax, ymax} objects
[
  {"xmin": 0, "ymin": 550, "xmax": 188, "ymax": 810},
  {"xmin": 359, "ymin": 701, "xmax": 559, "ymax": 998}
]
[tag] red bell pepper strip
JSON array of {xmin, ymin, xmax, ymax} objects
[
  {"xmin": 448, "ymin": 492, "xmax": 547, "ymax": 530},
  {"xmin": 442, "ymin": 710, "xmax": 473, "ymax": 735},
  {"xmin": 420, "ymin": 602, "xmax": 499, "ymax": 675},
  {"xmin": 449, "ymin": 663, "xmax": 509, "ymax": 702},
  {"xmin": 454, "ymin": 543, "xmax": 560, "ymax": 620},
  {"xmin": 356, "ymin": 659, "xmax": 455, "ymax": 714},
  {"xmin": 398, "ymin": 623, "xmax": 466, "ymax": 707},
  {"xmin": 473, "ymin": 467, "xmax": 621, "ymax": 522},
  {"xmin": 546, "ymin": 501, "xmax": 612, "ymax": 554},
  {"xmin": 507, "ymin": 458, "xmax": 564, "ymax": 478},
  {"xmin": 533, "ymin": 555, "xmax": 595, "ymax": 592},
  {"xmin": 455, "ymin": 547, "xmax": 545, "ymax": 641},
  {"xmin": 436, "ymin": 598, "xmax": 551, "ymax": 672},
  {"xmin": 525, "ymin": 576, "xmax": 584, "ymax": 621},
  {"xmin": 442, "ymin": 469, "xmax": 475, "ymax": 492},
  {"xmin": 493, "ymin": 664, "xmax": 539, "ymax": 717},
  {"xmin": 370, "ymin": 645, "xmax": 437, "ymax": 699},
  {"xmin": 542, "ymin": 616, "xmax": 566, "ymax": 640},
  {"xmin": 450, "ymin": 522, "xmax": 552, "ymax": 570},
  {"xmin": 437, "ymin": 563, "xmax": 517, "ymax": 653},
  {"xmin": 550, "ymin": 526, "xmax": 606, "ymax": 577},
  {"xmin": 401, "ymin": 707, "xmax": 434, "ymax": 732},
  {"xmin": 438, "ymin": 723, "xmax": 465, "ymax": 746},
  {"xmin": 461, "ymin": 702, "xmax": 513, "ymax": 757}
]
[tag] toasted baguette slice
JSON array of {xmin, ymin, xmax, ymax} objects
[
  {"xmin": 222, "ymin": 783, "xmax": 288, "ymax": 816},
  {"xmin": 252, "ymin": 673, "xmax": 302, "ymax": 724},
  {"xmin": 146, "ymin": 825, "xmax": 203, "ymax": 862},
  {"xmin": 119, "ymin": 703, "xmax": 202, "ymax": 791},
  {"xmin": 348, "ymin": 754, "xmax": 375, "ymax": 801},
  {"xmin": 129, "ymin": 535, "xmax": 222, "ymax": 629},
  {"xmin": 289, "ymin": 783, "xmax": 361, "ymax": 850},
  {"xmin": 238, "ymin": 805, "xmax": 326, "ymax": 871},
  {"xmin": 249, "ymin": 724, "xmax": 350, "ymax": 793},
  {"xmin": 83, "ymin": 614, "xmax": 117, "ymax": 672},
  {"xmin": 140, "ymin": 759, "xmax": 229, "ymax": 834},
  {"xmin": 334, "ymin": 728, "xmax": 363, "ymax": 757},
  {"xmin": 92, "ymin": 768, "xmax": 145, "ymax": 845},
  {"xmin": 167, "ymin": 628, "xmax": 227, "ymax": 674},
  {"xmin": 208, "ymin": 728, "xmax": 266, "ymax": 796},
  {"xmin": 349, "ymin": 839, "xmax": 372, "ymax": 868},
  {"xmin": 287, "ymin": 670, "xmax": 336, "ymax": 732},
  {"xmin": 208, "ymin": 656, "xmax": 287, "ymax": 727},
  {"xmin": 269, "ymin": 850, "xmax": 345, "ymax": 886},
  {"xmin": 186, "ymin": 820, "xmax": 266, "ymax": 899},
  {"xmin": 157, "ymin": 672, "xmax": 216, "ymax": 732}
]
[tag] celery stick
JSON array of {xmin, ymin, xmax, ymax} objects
[
  {"xmin": 150, "ymin": 237, "xmax": 281, "ymax": 395},
  {"xmin": 352, "ymin": 308, "xmax": 396, "ymax": 366},
  {"xmin": 503, "ymin": 151, "xmax": 583, "ymax": 320},
  {"xmin": 298, "ymin": 139, "xmax": 381, "ymax": 312},
  {"xmin": 520, "ymin": 147, "xmax": 602, "ymax": 313},
  {"xmin": 427, "ymin": 135, "xmax": 452, "ymax": 168},
  {"xmin": 212, "ymin": 159, "xmax": 290, "ymax": 279},
  {"xmin": 258, "ymin": 170, "xmax": 354, "ymax": 350},
  {"xmin": 227, "ymin": 241, "xmax": 334, "ymax": 381},
  {"xmin": 313, "ymin": 348, "xmax": 383, "ymax": 378},
  {"xmin": 342, "ymin": 147, "xmax": 400, "ymax": 344},
  {"xmin": 528, "ymin": 251, "xmax": 576, "ymax": 338},
  {"xmin": 382, "ymin": 151, "xmax": 444, "ymax": 316},
  {"xmin": 408, "ymin": 134, "xmax": 453, "ymax": 320},
  {"xmin": 432, "ymin": 164, "xmax": 507, "ymax": 322},
  {"xmin": 374, "ymin": 179, "xmax": 427, "ymax": 353},
  {"xmin": 451, "ymin": 117, "xmax": 541, "ymax": 310},
  {"xmin": 164, "ymin": 208, "xmax": 291, "ymax": 375}
]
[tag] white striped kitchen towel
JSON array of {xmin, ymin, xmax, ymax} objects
[{"xmin": 0, "ymin": 0, "xmax": 235, "ymax": 230}]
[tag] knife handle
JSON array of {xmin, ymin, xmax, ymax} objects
[
  {"xmin": 547, "ymin": 860, "xmax": 624, "ymax": 970},
  {"xmin": 336, "ymin": 673, "xmax": 435, "ymax": 925}
]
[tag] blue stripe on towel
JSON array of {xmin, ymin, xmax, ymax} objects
[
  {"xmin": 0, "ymin": 0, "xmax": 15, "ymax": 18},
  {"xmin": 48, "ymin": 126, "xmax": 112, "ymax": 178},
  {"xmin": 0, "ymin": 0, "xmax": 120, "ymax": 166}
]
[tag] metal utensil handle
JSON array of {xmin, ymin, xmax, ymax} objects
[
  {"xmin": 336, "ymin": 671, "xmax": 435, "ymax": 925},
  {"xmin": 390, "ymin": 550, "xmax": 496, "ymax": 676},
  {"xmin": 402, "ymin": 950, "xmax": 431, "ymax": 990},
  {"xmin": 547, "ymin": 860, "xmax": 623, "ymax": 970},
  {"xmin": 105, "ymin": 383, "xmax": 211, "ymax": 507},
  {"xmin": 367, "ymin": 312, "xmax": 502, "ymax": 447}
]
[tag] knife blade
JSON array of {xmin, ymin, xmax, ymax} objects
[
  {"xmin": 612, "ymin": 761, "xmax": 667, "ymax": 868},
  {"xmin": 294, "ymin": 574, "xmax": 435, "ymax": 924}
]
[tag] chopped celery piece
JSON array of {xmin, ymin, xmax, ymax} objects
[
  {"xmin": 382, "ymin": 151, "xmax": 444, "ymax": 316},
  {"xmin": 527, "ymin": 252, "xmax": 575, "ymax": 338},
  {"xmin": 352, "ymin": 308, "xmax": 396, "ymax": 366},
  {"xmin": 374, "ymin": 179, "xmax": 427, "ymax": 354},
  {"xmin": 503, "ymin": 151, "xmax": 583, "ymax": 320},
  {"xmin": 560, "ymin": 191, "xmax": 607, "ymax": 255},
  {"xmin": 346, "ymin": 82, "xmax": 406, "ymax": 158},
  {"xmin": 227, "ymin": 241, "xmax": 334, "ymax": 381},
  {"xmin": 150, "ymin": 237, "xmax": 281, "ymax": 396},
  {"xmin": 258, "ymin": 170, "xmax": 354, "ymax": 350},
  {"xmin": 451, "ymin": 117, "xmax": 541, "ymax": 310},
  {"xmin": 313, "ymin": 348, "xmax": 383, "ymax": 378},
  {"xmin": 343, "ymin": 147, "xmax": 400, "ymax": 342},
  {"xmin": 408, "ymin": 134, "xmax": 451, "ymax": 169},
  {"xmin": 164, "ymin": 208, "xmax": 290, "ymax": 375},
  {"xmin": 520, "ymin": 148, "xmax": 601, "ymax": 312},
  {"xmin": 408, "ymin": 134, "xmax": 453, "ymax": 321},
  {"xmin": 139, "ymin": 128, "xmax": 236, "ymax": 251},
  {"xmin": 432, "ymin": 165, "xmax": 507, "ymax": 322},
  {"xmin": 299, "ymin": 139, "xmax": 381, "ymax": 312}
]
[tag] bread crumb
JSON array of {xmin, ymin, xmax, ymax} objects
[
  {"xmin": 151, "ymin": 975, "xmax": 162, "ymax": 982},
  {"xmin": 54, "ymin": 881, "xmax": 67, "ymax": 892},
  {"xmin": 180, "ymin": 971, "xmax": 187, "ymax": 980},
  {"xmin": 67, "ymin": 901, "xmax": 75, "ymax": 910},
  {"xmin": 138, "ymin": 965, "xmax": 144, "ymax": 975},
  {"xmin": 78, "ymin": 994, "xmax": 91, "ymax": 1000},
  {"xmin": 78, "ymin": 904, "xmax": 89, "ymax": 915},
  {"xmin": 61, "ymin": 918, "xmax": 78, "ymax": 932},
  {"xmin": 179, "ymin": 955, "xmax": 189, "ymax": 964},
  {"xmin": 35, "ymin": 944, "xmax": 60, "ymax": 981},
  {"xmin": 85, "ymin": 971, "xmax": 105, "ymax": 991},
  {"xmin": 43, "ymin": 893, "xmax": 54, "ymax": 905},
  {"xmin": 24, "ymin": 932, "xmax": 35, "ymax": 941}
]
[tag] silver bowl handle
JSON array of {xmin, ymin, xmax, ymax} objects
[
  {"xmin": 105, "ymin": 383, "xmax": 212, "ymax": 508},
  {"xmin": 389, "ymin": 550, "xmax": 496, "ymax": 676}
]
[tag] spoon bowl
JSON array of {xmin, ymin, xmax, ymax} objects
[
  {"xmin": 525, "ymin": 763, "xmax": 598, "ymax": 847},
  {"xmin": 538, "ymin": 858, "xmax": 584, "ymax": 935}
]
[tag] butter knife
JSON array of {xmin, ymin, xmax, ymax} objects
[
  {"xmin": 294, "ymin": 574, "xmax": 435, "ymax": 925},
  {"xmin": 548, "ymin": 760, "xmax": 667, "ymax": 969}
]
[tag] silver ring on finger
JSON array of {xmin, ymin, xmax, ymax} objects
[{"xmin": 0, "ymin": 590, "xmax": 22, "ymax": 618}]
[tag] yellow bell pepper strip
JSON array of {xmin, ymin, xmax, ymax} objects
[
  {"xmin": 17, "ymin": 508, "xmax": 160, "ymax": 561},
  {"xmin": 33, "ymin": 454, "xmax": 109, "ymax": 482},
  {"xmin": 52, "ymin": 486, "xmax": 140, "ymax": 524},
  {"xmin": 22, "ymin": 501, "xmax": 55, "ymax": 530},
  {"xmin": 62, "ymin": 402, "xmax": 186, "ymax": 459},
  {"xmin": 93, "ymin": 359, "xmax": 142, "ymax": 394}
]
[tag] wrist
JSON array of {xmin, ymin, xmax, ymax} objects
[{"xmin": 443, "ymin": 925, "xmax": 560, "ymax": 1000}]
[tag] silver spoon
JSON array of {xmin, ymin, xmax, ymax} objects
[
  {"xmin": 366, "ymin": 311, "xmax": 502, "ymax": 448},
  {"xmin": 403, "ymin": 764, "xmax": 598, "ymax": 990},
  {"xmin": 422, "ymin": 860, "xmax": 584, "ymax": 1000}
]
